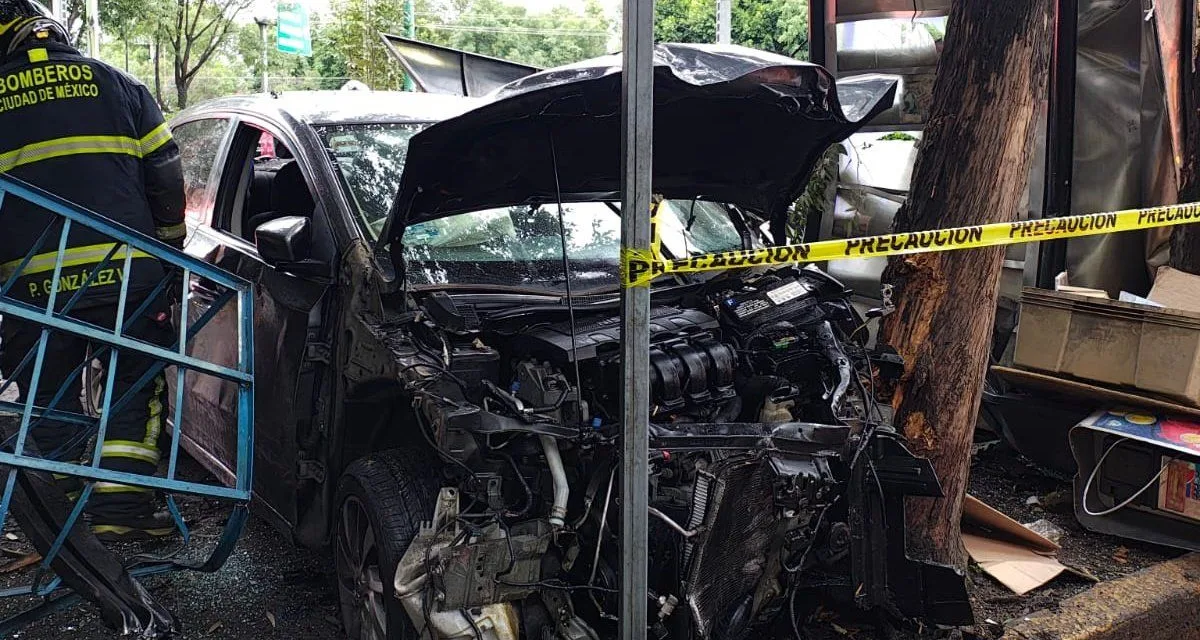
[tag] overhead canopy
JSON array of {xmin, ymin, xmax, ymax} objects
[{"xmin": 384, "ymin": 43, "xmax": 896, "ymax": 244}]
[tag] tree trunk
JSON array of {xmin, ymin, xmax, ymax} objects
[
  {"xmin": 878, "ymin": 0, "xmax": 1052, "ymax": 569},
  {"xmin": 1171, "ymin": 14, "xmax": 1200, "ymax": 275},
  {"xmin": 153, "ymin": 34, "xmax": 163, "ymax": 107},
  {"xmin": 175, "ymin": 55, "xmax": 189, "ymax": 109},
  {"xmin": 1173, "ymin": 179, "xmax": 1200, "ymax": 274}
]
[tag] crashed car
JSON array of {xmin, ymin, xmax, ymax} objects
[{"xmin": 172, "ymin": 44, "xmax": 969, "ymax": 639}]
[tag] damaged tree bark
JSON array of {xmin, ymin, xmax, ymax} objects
[{"xmin": 878, "ymin": 0, "xmax": 1052, "ymax": 569}]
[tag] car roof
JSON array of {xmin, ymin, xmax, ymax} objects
[{"xmin": 175, "ymin": 90, "xmax": 482, "ymax": 127}]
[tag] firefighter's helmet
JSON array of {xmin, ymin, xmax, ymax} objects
[{"xmin": 0, "ymin": 0, "xmax": 69, "ymax": 62}]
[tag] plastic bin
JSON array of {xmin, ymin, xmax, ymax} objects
[{"xmin": 1013, "ymin": 288, "xmax": 1200, "ymax": 407}]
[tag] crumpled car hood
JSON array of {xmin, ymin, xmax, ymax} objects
[{"xmin": 383, "ymin": 43, "xmax": 896, "ymax": 245}]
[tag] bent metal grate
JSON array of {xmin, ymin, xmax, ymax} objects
[{"xmin": 0, "ymin": 173, "xmax": 254, "ymax": 637}]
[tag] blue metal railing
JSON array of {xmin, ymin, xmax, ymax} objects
[{"xmin": 0, "ymin": 173, "xmax": 254, "ymax": 626}]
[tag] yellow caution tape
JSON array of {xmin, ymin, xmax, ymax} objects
[
  {"xmin": 621, "ymin": 202, "xmax": 1200, "ymax": 288},
  {"xmin": 649, "ymin": 196, "xmax": 663, "ymax": 259}
]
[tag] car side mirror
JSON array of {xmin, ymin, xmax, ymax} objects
[
  {"xmin": 256, "ymin": 216, "xmax": 311, "ymax": 265},
  {"xmin": 255, "ymin": 216, "xmax": 329, "ymax": 279}
]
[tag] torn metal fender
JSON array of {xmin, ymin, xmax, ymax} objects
[{"xmin": 847, "ymin": 429, "xmax": 974, "ymax": 626}]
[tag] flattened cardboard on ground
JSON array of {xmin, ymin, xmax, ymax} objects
[
  {"xmin": 961, "ymin": 534, "xmax": 1066, "ymax": 595},
  {"xmin": 963, "ymin": 494, "xmax": 1066, "ymax": 595},
  {"xmin": 964, "ymin": 495, "xmax": 1059, "ymax": 552}
]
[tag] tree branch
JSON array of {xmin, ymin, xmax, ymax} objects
[
  {"xmin": 185, "ymin": 11, "xmax": 237, "ymax": 79},
  {"xmin": 191, "ymin": 6, "xmax": 225, "ymax": 43},
  {"xmin": 180, "ymin": 0, "xmax": 191, "ymax": 39},
  {"xmin": 172, "ymin": 0, "xmax": 185, "ymax": 57},
  {"xmin": 181, "ymin": 0, "xmax": 210, "ymax": 76},
  {"xmin": 181, "ymin": 0, "xmax": 247, "ymax": 81},
  {"xmin": 190, "ymin": 0, "xmax": 209, "ymax": 36}
]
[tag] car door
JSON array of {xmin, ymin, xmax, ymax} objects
[
  {"xmin": 174, "ymin": 116, "xmax": 331, "ymax": 533},
  {"xmin": 166, "ymin": 116, "xmax": 240, "ymax": 479}
]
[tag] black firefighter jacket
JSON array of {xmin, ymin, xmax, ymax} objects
[{"xmin": 0, "ymin": 40, "xmax": 185, "ymax": 309}]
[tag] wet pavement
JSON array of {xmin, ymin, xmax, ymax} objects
[{"xmin": 0, "ymin": 517, "xmax": 346, "ymax": 639}]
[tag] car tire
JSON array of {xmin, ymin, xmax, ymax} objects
[{"xmin": 334, "ymin": 449, "xmax": 440, "ymax": 640}]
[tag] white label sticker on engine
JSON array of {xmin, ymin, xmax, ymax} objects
[{"xmin": 766, "ymin": 281, "xmax": 806, "ymax": 305}]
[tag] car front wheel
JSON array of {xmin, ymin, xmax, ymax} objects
[{"xmin": 334, "ymin": 449, "xmax": 439, "ymax": 640}]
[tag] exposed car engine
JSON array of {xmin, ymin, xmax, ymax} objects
[{"xmin": 383, "ymin": 266, "xmax": 968, "ymax": 639}]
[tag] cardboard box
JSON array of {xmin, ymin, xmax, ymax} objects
[
  {"xmin": 1157, "ymin": 458, "xmax": 1200, "ymax": 522},
  {"xmin": 1014, "ymin": 286, "xmax": 1200, "ymax": 406},
  {"xmin": 1148, "ymin": 266, "xmax": 1200, "ymax": 313}
]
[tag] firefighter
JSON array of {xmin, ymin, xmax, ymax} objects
[{"xmin": 0, "ymin": 0, "xmax": 186, "ymax": 541}]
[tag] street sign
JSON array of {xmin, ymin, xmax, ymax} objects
[{"xmin": 276, "ymin": 1, "xmax": 312, "ymax": 57}]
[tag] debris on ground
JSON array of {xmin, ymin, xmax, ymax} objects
[
  {"xmin": 1021, "ymin": 519, "xmax": 1064, "ymax": 545},
  {"xmin": 804, "ymin": 436, "xmax": 1183, "ymax": 639},
  {"xmin": 0, "ymin": 552, "xmax": 40, "ymax": 574},
  {"xmin": 1069, "ymin": 409, "xmax": 1200, "ymax": 550},
  {"xmin": 965, "ymin": 438, "xmax": 1182, "ymax": 638}
]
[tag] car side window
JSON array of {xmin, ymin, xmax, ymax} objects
[
  {"xmin": 234, "ymin": 127, "xmax": 317, "ymax": 243},
  {"xmin": 171, "ymin": 118, "xmax": 233, "ymax": 229}
]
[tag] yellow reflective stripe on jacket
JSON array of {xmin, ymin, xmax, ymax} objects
[
  {"xmin": 139, "ymin": 123, "xmax": 173, "ymax": 156},
  {"xmin": 0, "ymin": 18, "xmax": 26, "ymax": 36},
  {"xmin": 92, "ymin": 524, "xmax": 174, "ymax": 536},
  {"xmin": 93, "ymin": 482, "xmax": 152, "ymax": 494},
  {"xmin": 154, "ymin": 222, "xmax": 187, "ymax": 241},
  {"xmin": 100, "ymin": 440, "xmax": 160, "ymax": 464},
  {"xmin": 0, "ymin": 242, "xmax": 152, "ymax": 280},
  {"xmin": 0, "ymin": 135, "xmax": 145, "ymax": 173}
]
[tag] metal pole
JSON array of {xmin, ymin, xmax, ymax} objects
[
  {"xmin": 802, "ymin": 0, "xmax": 833, "ymax": 243},
  {"xmin": 807, "ymin": 0, "xmax": 827, "ymax": 65},
  {"xmin": 260, "ymin": 21, "xmax": 270, "ymax": 93},
  {"xmin": 403, "ymin": 0, "xmax": 415, "ymax": 91},
  {"xmin": 1035, "ymin": 0, "xmax": 1078, "ymax": 288},
  {"xmin": 716, "ymin": 0, "xmax": 731, "ymax": 45},
  {"xmin": 84, "ymin": 0, "xmax": 99, "ymax": 58},
  {"xmin": 619, "ymin": 0, "xmax": 654, "ymax": 637}
]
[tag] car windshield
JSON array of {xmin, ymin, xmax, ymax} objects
[
  {"xmin": 318, "ymin": 122, "xmax": 426, "ymax": 238},
  {"xmin": 402, "ymin": 200, "xmax": 744, "ymax": 291},
  {"xmin": 317, "ymin": 123, "xmax": 747, "ymax": 292}
]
